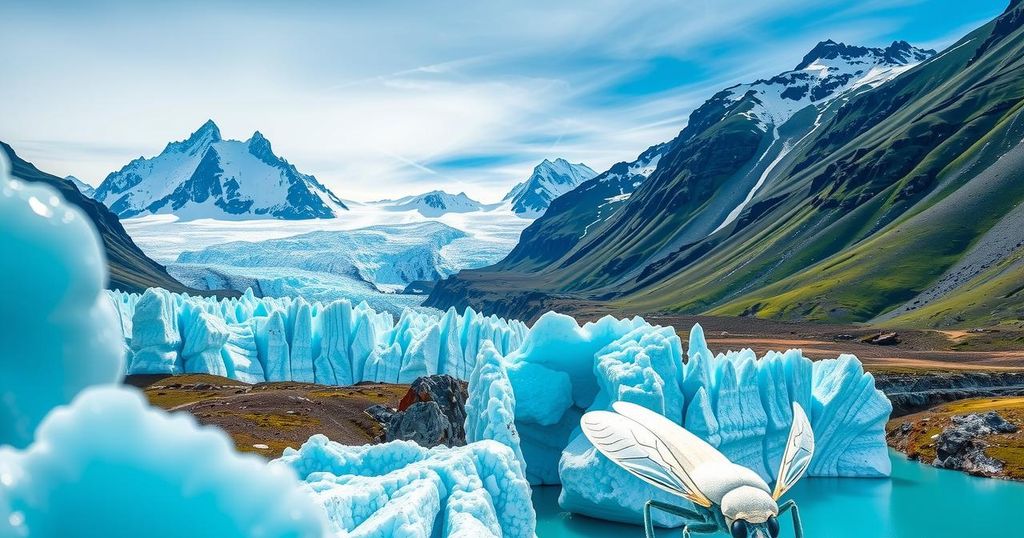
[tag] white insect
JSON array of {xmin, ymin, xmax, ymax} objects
[{"xmin": 580, "ymin": 401, "xmax": 814, "ymax": 538}]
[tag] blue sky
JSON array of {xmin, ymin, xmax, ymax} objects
[{"xmin": 0, "ymin": 0, "xmax": 1005, "ymax": 201}]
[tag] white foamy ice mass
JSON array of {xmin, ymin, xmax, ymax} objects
[
  {"xmin": 487, "ymin": 312, "xmax": 893, "ymax": 527},
  {"xmin": 0, "ymin": 155, "xmax": 328, "ymax": 537},
  {"xmin": 106, "ymin": 287, "xmax": 528, "ymax": 385},
  {"xmin": 277, "ymin": 435, "xmax": 535, "ymax": 537}
]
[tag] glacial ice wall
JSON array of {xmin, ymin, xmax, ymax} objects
[
  {"xmin": 107, "ymin": 288, "xmax": 528, "ymax": 385},
  {"xmin": 276, "ymin": 435, "xmax": 536, "ymax": 538},
  {"xmin": 495, "ymin": 313, "xmax": 892, "ymax": 526}
]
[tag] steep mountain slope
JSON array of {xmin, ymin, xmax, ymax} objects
[
  {"xmin": 95, "ymin": 120, "xmax": 347, "ymax": 220},
  {"xmin": 66, "ymin": 175, "xmax": 95, "ymax": 197},
  {"xmin": 503, "ymin": 158, "xmax": 597, "ymax": 217},
  {"xmin": 429, "ymin": 7, "xmax": 1024, "ymax": 328},
  {"xmin": 378, "ymin": 190, "xmax": 485, "ymax": 217},
  {"xmin": 0, "ymin": 142, "xmax": 205, "ymax": 294},
  {"xmin": 498, "ymin": 143, "xmax": 669, "ymax": 271}
]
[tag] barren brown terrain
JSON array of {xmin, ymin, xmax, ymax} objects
[{"xmin": 127, "ymin": 374, "xmax": 409, "ymax": 457}]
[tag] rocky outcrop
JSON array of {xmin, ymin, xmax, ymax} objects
[
  {"xmin": 875, "ymin": 371, "xmax": 1024, "ymax": 416},
  {"xmin": 861, "ymin": 332, "xmax": 900, "ymax": 345},
  {"xmin": 934, "ymin": 412, "xmax": 1018, "ymax": 475},
  {"xmin": 366, "ymin": 374, "xmax": 469, "ymax": 448}
]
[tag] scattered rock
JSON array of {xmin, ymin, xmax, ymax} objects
[
  {"xmin": 366, "ymin": 374, "xmax": 469, "ymax": 448},
  {"xmin": 835, "ymin": 334, "xmax": 855, "ymax": 341},
  {"xmin": 862, "ymin": 332, "xmax": 900, "ymax": 345},
  {"xmin": 365, "ymin": 404, "xmax": 397, "ymax": 425},
  {"xmin": 934, "ymin": 412, "xmax": 1019, "ymax": 476}
]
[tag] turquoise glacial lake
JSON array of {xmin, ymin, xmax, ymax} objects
[{"xmin": 534, "ymin": 451, "xmax": 1024, "ymax": 537}]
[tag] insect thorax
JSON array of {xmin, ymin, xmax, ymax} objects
[{"xmin": 720, "ymin": 486, "xmax": 779, "ymax": 525}]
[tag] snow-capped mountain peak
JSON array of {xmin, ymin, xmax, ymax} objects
[
  {"xmin": 377, "ymin": 190, "xmax": 485, "ymax": 217},
  {"xmin": 95, "ymin": 121, "xmax": 347, "ymax": 220},
  {"xmin": 165, "ymin": 119, "xmax": 222, "ymax": 155},
  {"xmin": 714, "ymin": 39, "xmax": 936, "ymax": 129},
  {"xmin": 503, "ymin": 158, "xmax": 597, "ymax": 217},
  {"xmin": 795, "ymin": 39, "xmax": 933, "ymax": 71}
]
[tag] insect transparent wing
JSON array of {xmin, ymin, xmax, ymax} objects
[
  {"xmin": 581, "ymin": 407, "xmax": 715, "ymax": 507},
  {"xmin": 772, "ymin": 402, "xmax": 815, "ymax": 500},
  {"xmin": 611, "ymin": 401, "xmax": 731, "ymax": 471}
]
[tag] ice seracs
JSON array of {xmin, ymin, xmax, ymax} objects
[
  {"xmin": 463, "ymin": 313, "xmax": 892, "ymax": 527},
  {"xmin": 107, "ymin": 288, "xmax": 528, "ymax": 385},
  {"xmin": 94, "ymin": 120, "xmax": 348, "ymax": 220}
]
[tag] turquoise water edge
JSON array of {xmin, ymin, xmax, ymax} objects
[{"xmin": 534, "ymin": 451, "xmax": 1024, "ymax": 537}]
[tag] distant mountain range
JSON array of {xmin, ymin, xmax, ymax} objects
[
  {"xmin": 94, "ymin": 120, "xmax": 348, "ymax": 220},
  {"xmin": 0, "ymin": 142, "xmax": 216, "ymax": 295},
  {"xmin": 66, "ymin": 175, "xmax": 95, "ymax": 197},
  {"xmin": 502, "ymin": 158, "xmax": 597, "ymax": 217},
  {"xmin": 90, "ymin": 121, "xmax": 593, "ymax": 221},
  {"xmin": 377, "ymin": 190, "xmax": 486, "ymax": 217},
  {"xmin": 428, "ymin": 1, "xmax": 1024, "ymax": 329}
]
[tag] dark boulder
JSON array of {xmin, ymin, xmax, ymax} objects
[
  {"xmin": 934, "ymin": 411, "xmax": 1019, "ymax": 475},
  {"xmin": 365, "ymin": 374, "xmax": 468, "ymax": 448},
  {"xmin": 386, "ymin": 401, "xmax": 453, "ymax": 448}
]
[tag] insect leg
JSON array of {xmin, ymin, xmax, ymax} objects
[
  {"xmin": 681, "ymin": 522, "xmax": 720, "ymax": 537},
  {"xmin": 643, "ymin": 500, "xmax": 707, "ymax": 538},
  {"xmin": 778, "ymin": 500, "xmax": 803, "ymax": 538}
]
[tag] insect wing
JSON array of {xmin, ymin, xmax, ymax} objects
[
  {"xmin": 611, "ymin": 401, "xmax": 731, "ymax": 471},
  {"xmin": 581, "ymin": 405, "xmax": 716, "ymax": 507},
  {"xmin": 772, "ymin": 402, "xmax": 815, "ymax": 500}
]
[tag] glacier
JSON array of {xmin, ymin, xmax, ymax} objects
[
  {"xmin": 176, "ymin": 222, "xmax": 469, "ymax": 293},
  {"xmin": 107, "ymin": 287, "xmax": 528, "ymax": 384},
  {"xmin": 276, "ymin": 435, "xmax": 535, "ymax": 537}
]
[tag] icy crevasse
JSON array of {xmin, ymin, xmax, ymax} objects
[{"xmin": 107, "ymin": 288, "xmax": 528, "ymax": 385}]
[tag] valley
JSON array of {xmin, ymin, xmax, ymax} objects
[{"xmin": 4, "ymin": 2, "xmax": 1024, "ymax": 537}]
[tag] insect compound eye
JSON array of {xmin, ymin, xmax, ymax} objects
[
  {"xmin": 731, "ymin": 520, "xmax": 748, "ymax": 538},
  {"xmin": 767, "ymin": 515, "xmax": 780, "ymax": 538}
]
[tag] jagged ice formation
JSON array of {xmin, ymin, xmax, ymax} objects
[
  {"xmin": 276, "ymin": 435, "xmax": 535, "ymax": 537},
  {"xmin": 107, "ymin": 288, "xmax": 528, "ymax": 385},
  {"xmin": 495, "ymin": 313, "xmax": 892, "ymax": 526}
]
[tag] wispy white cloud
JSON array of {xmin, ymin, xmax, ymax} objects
[{"xmin": 0, "ymin": 0, "xmax": 1006, "ymax": 202}]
